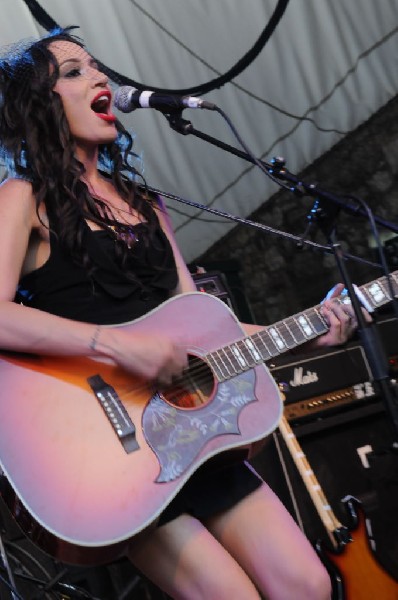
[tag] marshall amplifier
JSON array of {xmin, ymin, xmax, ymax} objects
[
  {"xmin": 269, "ymin": 343, "xmax": 377, "ymax": 423},
  {"xmin": 192, "ymin": 270, "xmax": 236, "ymax": 312}
]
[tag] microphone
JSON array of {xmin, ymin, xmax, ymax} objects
[{"xmin": 114, "ymin": 86, "xmax": 216, "ymax": 113}]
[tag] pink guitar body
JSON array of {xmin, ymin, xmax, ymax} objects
[{"xmin": 0, "ymin": 292, "xmax": 282, "ymax": 564}]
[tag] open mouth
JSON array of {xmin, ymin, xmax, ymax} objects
[{"xmin": 91, "ymin": 92, "xmax": 116, "ymax": 122}]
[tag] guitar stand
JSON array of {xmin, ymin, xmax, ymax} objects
[
  {"xmin": 0, "ymin": 545, "xmax": 103, "ymax": 600},
  {"xmin": 0, "ymin": 541, "xmax": 103, "ymax": 600},
  {"xmin": 0, "ymin": 483, "xmax": 166, "ymax": 600},
  {"xmin": 0, "ymin": 474, "xmax": 102, "ymax": 600},
  {"xmin": 0, "ymin": 525, "xmax": 20, "ymax": 599},
  {"xmin": 0, "ymin": 473, "xmax": 21, "ymax": 600}
]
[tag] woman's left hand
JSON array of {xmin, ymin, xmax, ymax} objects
[{"xmin": 313, "ymin": 283, "xmax": 371, "ymax": 348}]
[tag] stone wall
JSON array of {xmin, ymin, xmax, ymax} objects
[{"xmin": 197, "ymin": 94, "xmax": 398, "ymax": 325}]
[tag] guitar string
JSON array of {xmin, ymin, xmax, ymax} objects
[
  {"xmin": 115, "ymin": 295, "xmax": 357, "ymax": 403},
  {"xmin": 116, "ymin": 310, "xmax": 327, "ymax": 406},
  {"xmin": 114, "ymin": 278, "xmax": 387, "ymax": 404},
  {"xmin": 143, "ymin": 316, "xmax": 323, "ymax": 404},
  {"xmin": 113, "ymin": 302, "xmax": 354, "ymax": 406},
  {"xmin": 162, "ymin": 314, "xmax": 324, "ymax": 404}
]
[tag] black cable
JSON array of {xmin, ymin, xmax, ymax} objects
[
  {"xmin": 22, "ymin": 0, "xmax": 289, "ymax": 96},
  {"xmin": 21, "ymin": 0, "xmax": 59, "ymax": 30},
  {"xmin": 23, "ymin": 0, "xmax": 396, "ymax": 140},
  {"xmin": 121, "ymin": 0, "xmax": 290, "ymax": 95}
]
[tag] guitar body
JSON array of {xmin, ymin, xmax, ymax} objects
[
  {"xmin": 0, "ymin": 292, "xmax": 282, "ymax": 565},
  {"xmin": 316, "ymin": 497, "xmax": 398, "ymax": 600}
]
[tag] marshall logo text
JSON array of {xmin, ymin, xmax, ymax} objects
[{"xmin": 289, "ymin": 367, "xmax": 319, "ymax": 387}]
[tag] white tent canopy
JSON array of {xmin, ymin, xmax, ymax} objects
[{"xmin": 1, "ymin": 0, "xmax": 397, "ymax": 263}]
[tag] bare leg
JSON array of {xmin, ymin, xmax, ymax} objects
[
  {"xmin": 205, "ymin": 479, "xmax": 332, "ymax": 600},
  {"xmin": 128, "ymin": 513, "xmax": 261, "ymax": 600}
]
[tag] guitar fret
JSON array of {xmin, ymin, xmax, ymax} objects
[
  {"xmin": 223, "ymin": 347, "xmax": 241, "ymax": 374},
  {"xmin": 285, "ymin": 316, "xmax": 307, "ymax": 345},
  {"xmin": 236, "ymin": 340, "xmax": 257, "ymax": 367},
  {"xmin": 202, "ymin": 268, "xmax": 398, "ymax": 385},
  {"xmin": 281, "ymin": 319, "xmax": 301, "ymax": 346},
  {"xmin": 271, "ymin": 322, "xmax": 296, "ymax": 349},
  {"xmin": 259, "ymin": 330, "xmax": 280, "ymax": 357},
  {"xmin": 279, "ymin": 416, "xmax": 342, "ymax": 542},
  {"xmin": 366, "ymin": 278, "xmax": 391, "ymax": 308},
  {"xmin": 251, "ymin": 333, "xmax": 273, "ymax": 361},
  {"xmin": 309, "ymin": 307, "xmax": 328, "ymax": 335},
  {"xmin": 268, "ymin": 326, "xmax": 289, "ymax": 352},
  {"xmin": 208, "ymin": 342, "xmax": 256, "ymax": 382},
  {"xmin": 390, "ymin": 274, "xmax": 398, "ymax": 299},
  {"xmin": 354, "ymin": 283, "xmax": 375, "ymax": 312},
  {"xmin": 244, "ymin": 338, "xmax": 262, "ymax": 362},
  {"xmin": 296, "ymin": 313, "xmax": 315, "ymax": 338},
  {"xmin": 213, "ymin": 349, "xmax": 236, "ymax": 379},
  {"xmin": 249, "ymin": 334, "xmax": 272, "ymax": 361},
  {"xmin": 231, "ymin": 343, "xmax": 249, "ymax": 369},
  {"xmin": 391, "ymin": 273, "xmax": 398, "ymax": 296},
  {"xmin": 206, "ymin": 352, "xmax": 227, "ymax": 381}
]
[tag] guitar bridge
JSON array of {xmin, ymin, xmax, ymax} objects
[{"xmin": 88, "ymin": 374, "xmax": 139, "ymax": 454}]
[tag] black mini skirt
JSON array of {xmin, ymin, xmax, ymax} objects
[{"xmin": 157, "ymin": 459, "xmax": 263, "ymax": 526}]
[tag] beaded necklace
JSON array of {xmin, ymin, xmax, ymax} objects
[
  {"xmin": 90, "ymin": 190, "xmax": 142, "ymax": 250},
  {"xmin": 105, "ymin": 222, "xmax": 140, "ymax": 249}
]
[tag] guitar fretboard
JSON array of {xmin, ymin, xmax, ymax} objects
[
  {"xmin": 278, "ymin": 415, "xmax": 343, "ymax": 548},
  {"xmin": 207, "ymin": 270, "xmax": 398, "ymax": 382}
]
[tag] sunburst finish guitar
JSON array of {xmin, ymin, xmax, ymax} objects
[
  {"xmin": 0, "ymin": 272, "xmax": 396, "ymax": 565},
  {"xmin": 278, "ymin": 415, "xmax": 398, "ymax": 599}
]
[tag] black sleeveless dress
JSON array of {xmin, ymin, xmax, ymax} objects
[{"xmin": 16, "ymin": 219, "xmax": 262, "ymax": 525}]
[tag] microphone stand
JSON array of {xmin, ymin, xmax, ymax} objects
[
  {"xmin": 305, "ymin": 195, "xmax": 398, "ymax": 441},
  {"xmin": 163, "ymin": 110, "xmax": 398, "ymax": 441},
  {"xmin": 164, "ymin": 111, "xmax": 398, "ymax": 235}
]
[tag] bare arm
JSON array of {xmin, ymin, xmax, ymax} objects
[
  {"xmin": 0, "ymin": 178, "xmax": 106, "ymax": 355},
  {"xmin": 154, "ymin": 195, "xmax": 361, "ymax": 349},
  {"xmin": 0, "ymin": 180, "xmax": 187, "ymax": 385}
]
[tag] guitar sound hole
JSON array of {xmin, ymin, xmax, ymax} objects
[{"xmin": 162, "ymin": 355, "xmax": 215, "ymax": 409}]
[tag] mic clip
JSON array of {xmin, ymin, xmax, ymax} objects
[{"xmin": 163, "ymin": 111, "xmax": 194, "ymax": 135}]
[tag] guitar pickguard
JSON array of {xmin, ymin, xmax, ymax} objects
[{"xmin": 142, "ymin": 370, "xmax": 257, "ymax": 482}]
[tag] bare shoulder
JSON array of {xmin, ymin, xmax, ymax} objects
[
  {"xmin": 0, "ymin": 177, "xmax": 36, "ymax": 224},
  {"xmin": 0, "ymin": 177, "xmax": 34, "ymax": 195},
  {"xmin": 0, "ymin": 178, "xmax": 38, "ymax": 300}
]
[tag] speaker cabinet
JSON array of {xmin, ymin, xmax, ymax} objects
[{"xmin": 250, "ymin": 401, "xmax": 398, "ymax": 578}]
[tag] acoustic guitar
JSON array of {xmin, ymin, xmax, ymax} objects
[
  {"xmin": 0, "ymin": 271, "xmax": 396, "ymax": 564},
  {"xmin": 278, "ymin": 415, "xmax": 398, "ymax": 599}
]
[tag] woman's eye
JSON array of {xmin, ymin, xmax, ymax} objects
[{"xmin": 64, "ymin": 68, "xmax": 81, "ymax": 78}]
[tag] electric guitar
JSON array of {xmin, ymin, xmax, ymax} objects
[
  {"xmin": 278, "ymin": 415, "xmax": 398, "ymax": 599},
  {"xmin": 0, "ymin": 271, "xmax": 396, "ymax": 565}
]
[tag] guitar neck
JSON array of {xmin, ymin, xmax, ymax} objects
[
  {"xmin": 207, "ymin": 270, "xmax": 398, "ymax": 382},
  {"xmin": 278, "ymin": 416, "xmax": 346, "ymax": 550}
]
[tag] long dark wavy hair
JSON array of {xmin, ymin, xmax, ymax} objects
[{"xmin": 0, "ymin": 26, "xmax": 157, "ymax": 271}]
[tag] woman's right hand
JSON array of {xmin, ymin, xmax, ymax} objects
[{"xmin": 94, "ymin": 327, "xmax": 188, "ymax": 387}]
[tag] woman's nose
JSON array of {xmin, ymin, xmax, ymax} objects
[{"xmin": 88, "ymin": 67, "xmax": 108, "ymax": 85}]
